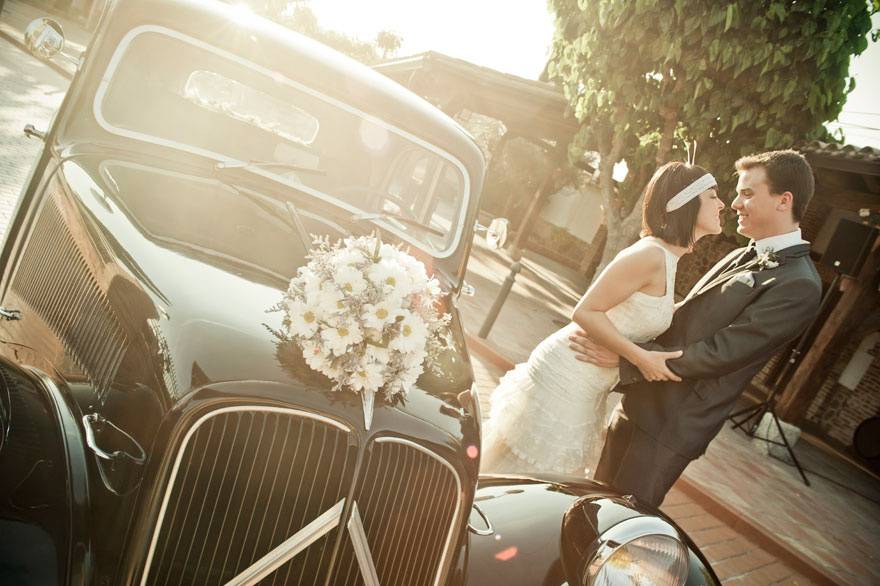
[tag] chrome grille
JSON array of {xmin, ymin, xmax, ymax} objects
[
  {"xmin": 141, "ymin": 407, "xmax": 356, "ymax": 586},
  {"xmin": 11, "ymin": 195, "xmax": 127, "ymax": 398},
  {"xmin": 332, "ymin": 437, "xmax": 463, "ymax": 586}
]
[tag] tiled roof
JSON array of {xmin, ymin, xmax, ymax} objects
[{"xmin": 797, "ymin": 141, "xmax": 880, "ymax": 175}]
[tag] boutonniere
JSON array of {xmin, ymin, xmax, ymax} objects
[{"xmin": 755, "ymin": 249, "xmax": 779, "ymax": 270}]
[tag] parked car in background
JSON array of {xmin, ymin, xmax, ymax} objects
[{"xmin": 0, "ymin": 1, "xmax": 720, "ymax": 584}]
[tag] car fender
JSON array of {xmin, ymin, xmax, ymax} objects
[{"xmin": 450, "ymin": 474, "xmax": 719, "ymax": 586}]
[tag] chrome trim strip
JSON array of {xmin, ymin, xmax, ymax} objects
[
  {"xmin": 224, "ymin": 499, "xmax": 345, "ymax": 586},
  {"xmin": 92, "ymin": 25, "xmax": 470, "ymax": 259},
  {"xmin": 375, "ymin": 437, "xmax": 464, "ymax": 586},
  {"xmin": 139, "ymin": 406, "xmax": 351, "ymax": 586},
  {"xmin": 347, "ymin": 502, "xmax": 380, "ymax": 586},
  {"xmin": 467, "ymin": 503, "xmax": 494, "ymax": 536}
]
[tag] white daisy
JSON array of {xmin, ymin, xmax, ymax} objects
[
  {"xmin": 333, "ymin": 264, "xmax": 368, "ymax": 296},
  {"xmin": 363, "ymin": 300, "xmax": 401, "ymax": 330},
  {"xmin": 390, "ymin": 313, "xmax": 428, "ymax": 353},
  {"xmin": 301, "ymin": 339, "xmax": 331, "ymax": 372},
  {"xmin": 364, "ymin": 343, "xmax": 391, "ymax": 365},
  {"xmin": 287, "ymin": 298, "xmax": 320, "ymax": 337},
  {"xmin": 315, "ymin": 283, "xmax": 345, "ymax": 319},
  {"xmin": 367, "ymin": 259, "xmax": 410, "ymax": 300},
  {"xmin": 402, "ymin": 346, "xmax": 428, "ymax": 371},
  {"xmin": 398, "ymin": 253, "xmax": 429, "ymax": 289},
  {"xmin": 334, "ymin": 247, "xmax": 367, "ymax": 269},
  {"xmin": 322, "ymin": 322, "xmax": 364, "ymax": 355},
  {"xmin": 378, "ymin": 243, "xmax": 403, "ymax": 262},
  {"xmin": 296, "ymin": 268, "xmax": 323, "ymax": 300},
  {"xmin": 350, "ymin": 361, "xmax": 385, "ymax": 393}
]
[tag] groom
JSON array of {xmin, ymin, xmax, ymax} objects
[{"xmin": 571, "ymin": 149, "xmax": 822, "ymax": 507}]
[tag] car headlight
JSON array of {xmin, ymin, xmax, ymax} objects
[
  {"xmin": 589, "ymin": 534, "xmax": 687, "ymax": 584},
  {"xmin": 561, "ymin": 497, "xmax": 695, "ymax": 586}
]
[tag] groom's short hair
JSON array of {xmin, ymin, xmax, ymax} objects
[{"xmin": 735, "ymin": 150, "xmax": 814, "ymax": 222}]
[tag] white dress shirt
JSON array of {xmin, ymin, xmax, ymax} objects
[{"xmin": 754, "ymin": 228, "xmax": 808, "ymax": 255}]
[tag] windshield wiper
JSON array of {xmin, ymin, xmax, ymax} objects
[
  {"xmin": 351, "ymin": 211, "xmax": 445, "ymax": 237},
  {"xmin": 215, "ymin": 159, "xmax": 326, "ymax": 176}
]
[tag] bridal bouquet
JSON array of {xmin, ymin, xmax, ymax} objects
[{"xmin": 277, "ymin": 234, "xmax": 451, "ymax": 409}]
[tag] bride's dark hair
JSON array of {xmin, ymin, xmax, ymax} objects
[{"xmin": 640, "ymin": 161, "xmax": 712, "ymax": 247}]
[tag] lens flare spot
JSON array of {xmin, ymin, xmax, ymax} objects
[
  {"xmin": 359, "ymin": 119, "xmax": 389, "ymax": 152},
  {"xmin": 466, "ymin": 445, "xmax": 479, "ymax": 459},
  {"xmin": 494, "ymin": 546, "xmax": 518, "ymax": 561}
]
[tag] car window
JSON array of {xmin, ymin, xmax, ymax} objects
[{"xmin": 96, "ymin": 26, "xmax": 469, "ymax": 257}]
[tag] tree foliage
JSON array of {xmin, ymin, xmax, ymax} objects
[
  {"xmin": 547, "ymin": 0, "xmax": 877, "ymax": 274},
  {"xmin": 244, "ymin": 0, "xmax": 403, "ymax": 64}
]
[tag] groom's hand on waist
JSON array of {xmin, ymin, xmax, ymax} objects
[{"xmin": 568, "ymin": 329, "xmax": 620, "ymax": 368}]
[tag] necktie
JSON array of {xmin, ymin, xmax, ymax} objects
[{"xmin": 730, "ymin": 244, "xmax": 757, "ymax": 270}]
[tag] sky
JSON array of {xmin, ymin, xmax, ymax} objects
[
  {"xmin": 309, "ymin": 1, "xmax": 879, "ymax": 148},
  {"xmin": 308, "ymin": 0, "xmax": 556, "ymax": 79}
]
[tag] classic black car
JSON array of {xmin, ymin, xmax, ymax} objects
[{"xmin": 0, "ymin": 1, "xmax": 720, "ymax": 584}]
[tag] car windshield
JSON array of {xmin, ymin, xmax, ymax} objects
[{"xmin": 96, "ymin": 27, "xmax": 468, "ymax": 256}]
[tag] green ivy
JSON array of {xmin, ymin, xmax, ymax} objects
[{"xmin": 547, "ymin": 0, "xmax": 877, "ymax": 250}]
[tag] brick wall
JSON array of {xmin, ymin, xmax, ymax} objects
[
  {"xmin": 800, "ymin": 178, "xmax": 880, "ymax": 448},
  {"xmin": 806, "ymin": 334, "xmax": 880, "ymax": 447}
]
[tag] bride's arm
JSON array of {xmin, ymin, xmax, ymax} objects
[{"xmin": 571, "ymin": 246, "xmax": 681, "ymax": 382}]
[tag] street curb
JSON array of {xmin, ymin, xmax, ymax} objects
[
  {"xmin": 0, "ymin": 22, "xmax": 74, "ymax": 80},
  {"xmin": 464, "ymin": 331, "xmax": 518, "ymax": 371},
  {"xmin": 674, "ymin": 477, "xmax": 837, "ymax": 585},
  {"xmin": 464, "ymin": 332, "xmax": 839, "ymax": 586}
]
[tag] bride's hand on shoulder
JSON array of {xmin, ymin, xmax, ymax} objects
[{"xmin": 632, "ymin": 348, "xmax": 683, "ymax": 382}]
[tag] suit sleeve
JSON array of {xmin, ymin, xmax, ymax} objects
[{"xmin": 619, "ymin": 276, "xmax": 821, "ymax": 386}]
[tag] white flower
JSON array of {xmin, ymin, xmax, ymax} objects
[
  {"xmin": 296, "ymin": 268, "xmax": 323, "ymax": 300},
  {"xmin": 279, "ymin": 235, "xmax": 450, "ymax": 402},
  {"xmin": 398, "ymin": 253, "xmax": 429, "ymax": 288},
  {"xmin": 287, "ymin": 298, "xmax": 320, "ymax": 337},
  {"xmin": 334, "ymin": 247, "xmax": 366, "ymax": 268},
  {"xmin": 301, "ymin": 339, "xmax": 331, "ymax": 371},
  {"xmin": 333, "ymin": 264, "xmax": 368, "ymax": 296},
  {"xmin": 390, "ymin": 313, "xmax": 428, "ymax": 353},
  {"xmin": 368, "ymin": 259, "xmax": 411, "ymax": 300},
  {"xmin": 391, "ymin": 359, "xmax": 423, "ymax": 394},
  {"xmin": 364, "ymin": 343, "xmax": 391, "ymax": 364},
  {"xmin": 426, "ymin": 278, "xmax": 442, "ymax": 297},
  {"xmin": 402, "ymin": 346, "xmax": 428, "ymax": 370},
  {"xmin": 350, "ymin": 361, "xmax": 385, "ymax": 393},
  {"xmin": 363, "ymin": 300, "xmax": 401, "ymax": 330},
  {"xmin": 379, "ymin": 243, "xmax": 403, "ymax": 262},
  {"xmin": 756, "ymin": 249, "xmax": 780, "ymax": 270},
  {"xmin": 315, "ymin": 283, "xmax": 345, "ymax": 318},
  {"xmin": 322, "ymin": 322, "xmax": 363, "ymax": 355}
]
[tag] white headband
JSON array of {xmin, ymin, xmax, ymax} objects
[{"xmin": 666, "ymin": 173, "xmax": 717, "ymax": 212}]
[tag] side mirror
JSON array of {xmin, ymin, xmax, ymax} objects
[
  {"xmin": 24, "ymin": 18, "xmax": 65, "ymax": 60},
  {"xmin": 485, "ymin": 217, "xmax": 509, "ymax": 250}
]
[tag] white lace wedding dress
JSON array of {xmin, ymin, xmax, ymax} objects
[{"xmin": 481, "ymin": 240, "xmax": 678, "ymax": 477}]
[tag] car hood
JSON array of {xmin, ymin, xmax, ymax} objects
[{"xmin": 43, "ymin": 152, "xmax": 478, "ymax": 445}]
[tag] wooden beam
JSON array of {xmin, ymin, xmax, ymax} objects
[{"xmin": 776, "ymin": 239, "xmax": 880, "ymax": 421}]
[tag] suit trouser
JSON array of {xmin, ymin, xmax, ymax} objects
[{"xmin": 594, "ymin": 409, "xmax": 691, "ymax": 508}]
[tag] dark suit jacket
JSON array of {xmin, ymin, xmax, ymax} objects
[{"xmin": 616, "ymin": 243, "xmax": 822, "ymax": 459}]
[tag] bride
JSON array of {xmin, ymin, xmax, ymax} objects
[{"xmin": 481, "ymin": 161, "xmax": 725, "ymax": 477}]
